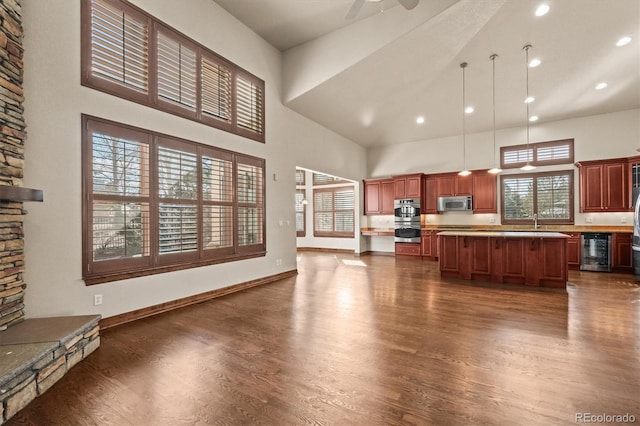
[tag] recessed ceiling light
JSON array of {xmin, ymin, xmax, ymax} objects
[
  {"xmin": 529, "ymin": 58, "xmax": 541, "ymax": 68},
  {"xmin": 535, "ymin": 4, "xmax": 550, "ymax": 16},
  {"xmin": 525, "ymin": 96, "xmax": 535, "ymax": 104},
  {"xmin": 465, "ymin": 106, "xmax": 474, "ymax": 114},
  {"xmin": 616, "ymin": 36, "xmax": 631, "ymax": 47},
  {"xmin": 416, "ymin": 116, "xmax": 425, "ymax": 124},
  {"xmin": 529, "ymin": 115, "xmax": 539, "ymax": 122},
  {"xmin": 595, "ymin": 82, "xmax": 608, "ymax": 90}
]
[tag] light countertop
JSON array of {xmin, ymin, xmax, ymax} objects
[{"xmin": 436, "ymin": 230, "xmax": 569, "ymax": 238}]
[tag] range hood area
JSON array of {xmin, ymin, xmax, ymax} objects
[{"xmin": 0, "ymin": 186, "xmax": 43, "ymax": 202}]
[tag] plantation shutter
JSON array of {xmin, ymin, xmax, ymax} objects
[
  {"xmin": 236, "ymin": 73, "xmax": 264, "ymax": 136},
  {"xmin": 201, "ymin": 55, "xmax": 232, "ymax": 124},
  {"xmin": 314, "ymin": 191, "xmax": 334, "ymax": 233},
  {"xmin": 334, "ymin": 190, "xmax": 354, "ymax": 233},
  {"xmin": 89, "ymin": 0, "xmax": 149, "ymax": 93},
  {"xmin": 501, "ymin": 139, "xmax": 574, "ymax": 169},
  {"xmin": 237, "ymin": 157, "xmax": 265, "ymax": 249},
  {"xmin": 202, "ymin": 149, "xmax": 234, "ymax": 252},
  {"xmin": 502, "ymin": 147, "xmax": 533, "ymax": 168},
  {"xmin": 157, "ymin": 30, "xmax": 197, "ymax": 111},
  {"xmin": 157, "ymin": 145, "xmax": 198, "ymax": 256}
]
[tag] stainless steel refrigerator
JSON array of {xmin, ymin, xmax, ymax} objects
[{"xmin": 633, "ymin": 187, "xmax": 640, "ymax": 277}]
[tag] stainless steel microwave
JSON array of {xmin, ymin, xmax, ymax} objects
[{"xmin": 437, "ymin": 195, "xmax": 473, "ymax": 212}]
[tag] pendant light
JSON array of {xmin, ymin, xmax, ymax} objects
[
  {"xmin": 488, "ymin": 54, "xmax": 502, "ymax": 174},
  {"xmin": 520, "ymin": 45, "xmax": 536, "ymax": 171},
  {"xmin": 458, "ymin": 62, "xmax": 471, "ymax": 177}
]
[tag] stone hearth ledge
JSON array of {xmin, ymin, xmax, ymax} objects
[{"xmin": 0, "ymin": 315, "xmax": 101, "ymax": 424}]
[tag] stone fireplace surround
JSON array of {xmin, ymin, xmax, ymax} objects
[{"xmin": 0, "ymin": 1, "xmax": 100, "ymax": 423}]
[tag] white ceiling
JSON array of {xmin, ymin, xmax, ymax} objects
[{"xmin": 214, "ymin": 0, "xmax": 640, "ymax": 148}]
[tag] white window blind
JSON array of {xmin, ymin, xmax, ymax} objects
[
  {"xmin": 501, "ymin": 139, "xmax": 574, "ymax": 169},
  {"xmin": 89, "ymin": 0, "xmax": 148, "ymax": 92},
  {"xmin": 157, "ymin": 31, "xmax": 197, "ymax": 110},
  {"xmin": 313, "ymin": 187, "xmax": 355, "ymax": 237},
  {"xmin": 503, "ymin": 148, "xmax": 533, "ymax": 167}
]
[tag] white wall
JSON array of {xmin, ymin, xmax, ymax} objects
[
  {"xmin": 21, "ymin": 0, "xmax": 366, "ymax": 319},
  {"xmin": 366, "ymin": 108, "xmax": 639, "ymax": 228}
]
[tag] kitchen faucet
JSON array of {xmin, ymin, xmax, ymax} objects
[{"xmin": 533, "ymin": 213, "xmax": 539, "ymax": 230}]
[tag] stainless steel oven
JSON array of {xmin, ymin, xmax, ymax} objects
[{"xmin": 394, "ymin": 198, "xmax": 421, "ymax": 243}]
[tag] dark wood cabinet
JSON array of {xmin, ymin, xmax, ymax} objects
[
  {"xmin": 421, "ymin": 230, "xmax": 438, "ymax": 259},
  {"xmin": 423, "ymin": 176, "xmax": 438, "ymax": 214},
  {"xmin": 612, "ymin": 233, "xmax": 633, "ymax": 273},
  {"xmin": 577, "ymin": 159, "xmax": 630, "ymax": 212},
  {"xmin": 472, "ymin": 172, "xmax": 497, "ymax": 213},
  {"xmin": 440, "ymin": 235, "xmax": 567, "ymax": 288},
  {"xmin": 436, "ymin": 174, "xmax": 472, "ymax": 197},
  {"xmin": 395, "ymin": 243, "xmax": 421, "ymax": 256},
  {"xmin": 363, "ymin": 178, "xmax": 394, "ymax": 215},
  {"xmin": 565, "ymin": 232, "xmax": 581, "ymax": 270},
  {"xmin": 393, "ymin": 174, "xmax": 422, "ymax": 199}
]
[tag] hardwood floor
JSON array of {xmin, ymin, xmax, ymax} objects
[{"xmin": 7, "ymin": 252, "xmax": 640, "ymax": 425}]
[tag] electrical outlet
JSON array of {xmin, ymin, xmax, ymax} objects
[
  {"xmin": 93, "ymin": 294, "xmax": 103, "ymax": 306},
  {"xmin": 275, "ymin": 258, "xmax": 282, "ymax": 266},
  {"xmin": 621, "ymin": 216, "xmax": 627, "ymax": 224},
  {"xmin": 585, "ymin": 217, "xmax": 593, "ymax": 223}
]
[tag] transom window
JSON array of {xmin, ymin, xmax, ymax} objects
[
  {"xmin": 501, "ymin": 139, "xmax": 574, "ymax": 169},
  {"xmin": 501, "ymin": 171, "xmax": 574, "ymax": 225},
  {"xmin": 82, "ymin": 0, "xmax": 265, "ymax": 142},
  {"xmin": 83, "ymin": 115, "xmax": 265, "ymax": 285}
]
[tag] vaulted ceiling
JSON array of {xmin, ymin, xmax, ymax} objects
[{"xmin": 214, "ymin": 0, "xmax": 640, "ymax": 148}]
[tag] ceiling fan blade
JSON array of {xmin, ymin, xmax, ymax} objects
[
  {"xmin": 346, "ymin": 0, "xmax": 365, "ymax": 19},
  {"xmin": 397, "ymin": 0, "xmax": 419, "ymax": 10}
]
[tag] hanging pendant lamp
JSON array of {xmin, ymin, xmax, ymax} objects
[
  {"xmin": 488, "ymin": 54, "xmax": 502, "ymax": 175},
  {"xmin": 458, "ymin": 62, "xmax": 471, "ymax": 177},
  {"xmin": 520, "ymin": 45, "xmax": 536, "ymax": 171}
]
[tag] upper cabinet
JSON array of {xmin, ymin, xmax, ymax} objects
[
  {"xmin": 472, "ymin": 172, "xmax": 497, "ymax": 214},
  {"xmin": 393, "ymin": 173, "xmax": 423, "ymax": 199},
  {"xmin": 363, "ymin": 178, "xmax": 395, "ymax": 215},
  {"xmin": 422, "ymin": 171, "xmax": 496, "ymax": 214},
  {"xmin": 576, "ymin": 158, "xmax": 631, "ymax": 212}
]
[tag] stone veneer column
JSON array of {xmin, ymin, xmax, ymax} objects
[{"xmin": 0, "ymin": 0, "xmax": 26, "ymax": 331}]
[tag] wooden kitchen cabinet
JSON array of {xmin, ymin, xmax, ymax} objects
[
  {"xmin": 472, "ymin": 172, "xmax": 497, "ymax": 213},
  {"xmin": 364, "ymin": 178, "xmax": 394, "ymax": 215},
  {"xmin": 421, "ymin": 230, "xmax": 438, "ymax": 259},
  {"xmin": 422, "ymin": 176, "xmax": 438, "ymax": 214},
  {"xmin": 577, "ymin": 158, "xmax": 630, "ymax": 212},
  {"xmin": 565, "ymin": 232, "xmax": 581, "ymax": 270},
  {"xmin": 393, "ymin": 173, "xmax": 423, "ymax": 199},
  {"xmin": 612, "ymin": 232, "xmax": 633, "ymax": 273},
  {"xmin": 395, "ymin": 243, "xmax": 421, "ymax": 256},
  {"xmin": 436, "ymin": 173, "xmax": 472, "ymax": 197}
]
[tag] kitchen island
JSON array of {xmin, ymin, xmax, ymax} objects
[{"xmin": 438, "ymin": 231, "xmax": 570, "ymax": 289}]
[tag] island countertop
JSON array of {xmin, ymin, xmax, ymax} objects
[{"xmin": 436, "ymin": 230, "xmax": 570, "ymax": 238}]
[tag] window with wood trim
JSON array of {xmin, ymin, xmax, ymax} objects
[
  {"xmin": 501, "ymin": 139, "xmax": 574, "ymax": 169},
  {"xmin": 295, "ymin": 169, "xmax": 306, "ymax": 237},
  {"xmin": 312, "ymin": 173, "xmax": 349, "ymax": 185},
  {"xmin": 83, "ymin": 115, "xmax": 266, "ymax": 285},
  {"xmin": 313, "ymin": 187, "xmax": 355, "ymax": 238},
  {"xmin": 81, "ymin": 0, "xmax": 265, "ymax": 142},
  {"xmin": 501, "ymin": 171, "xmax": 574, "ymax": 225}
]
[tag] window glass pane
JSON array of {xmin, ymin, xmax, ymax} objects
[
  {"xmin": 537, "ymin": 174, "xmax": 570, "ymax": 219},
  {"xmin": 203, "ymin": 205, "xmax": 233, "ymax": 249},
  {"xmin": 503, "ymin": 177, "xmax": 534, "ymax": 220},
  {"xmin": 93, "ymin": 201, "xmax": 149, "ymax": 261},
  {"xmin": 157, "ymin": 31, "xmax": 197, "ymax": 109},
  {"xmin": 537, "ymin": 144, "xmax": 570, "ymax": 162},
  {"xmin": 503, "ymin": 148, "xmax": 532, "ymax": 166},
  {"xmin": 158, "ymin": 146, "xmax": 197, "ymax": 199},
  {"xmin": 90, "ymin": 0, "xmax": 148, "ymax": 92},
  {"xmin": 203, "ymin": 155, "xmax": 233, "ymax": 202},
  {"xmin": 158, "ymin": 203, "xmax": 197, "ymax": 254},
  {"xmin": 201, "ymin": 56, "xmax": 232, "ymax": 122},
  {"xmin": 92, "ymin": 133, "xmax": 147, "ymax": 196},
  {"xmin": 335, "ymin": 212, "xmax": 354, "ymax": 232},
  {"xmin": 315, "ymin": 212, "xmax": 333, "ymax": 232},
  {"xmin": 238, "ymin": 206, "xmax": 262, "ymax": 246}
]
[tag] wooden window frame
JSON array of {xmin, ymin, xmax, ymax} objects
[
  {"xmin": 313, "ymin": 186, "xmax": 355, "ymax": 238},
  {"xmin": 82, "ymin": 115, "xmax": 266, "ymax": 285},
  {"xmin": 500, "ymin": 170, "xmax": 574, "ymax": 225},
  {"xmin": 500, "ymin": 139, "xmax": 574, "ymax": 169},
  {"xmin": 81, "ymin": 0, "xmax": 265, "ymax": 143},
  {"xmin": 312, "ymin": 173, "xmax": 350, "ymax": 186},
  {"xmin": 295, "ymin": 170, "xmax": 306, "ymax": 237}
]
